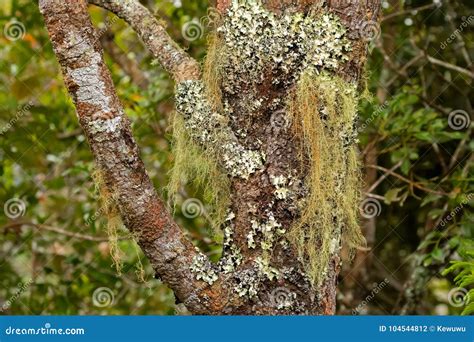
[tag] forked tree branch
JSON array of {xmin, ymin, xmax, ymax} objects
[
  {"xmin": 39, "ymin": 0, "xmax": 221, "ymax": 314},
  {"xmin": 88, "ymin": 0, "xmax": 201, "ymax": 82}
]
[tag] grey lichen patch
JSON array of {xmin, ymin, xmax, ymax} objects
[
  {"xmin": 88, "ymin": 116, "xmax": 122, "ymax": 136},
  {"xmin": 66, "ymin": 31, "xmax": 112, "ymax": 113},
  {"xmin": 233, "ymin": 267, "xmax": 261, "ymax": 298},
  {"xmin": 219, "ymin": 244, "xmax": 243, "ymax": 274},
  {"xmin": 190, "ymin": 250, "xmax": 219, "ymax": 285},
  {"xmin": 255, "ymin": 256, "xmax": 280, "ymax": 281},
  {"xmin": 223, "ymin": 211, "xmax": 236, "ymax": 248},
  {"xmin": 222, "ymin": 141, "xmax": 264, "ymax": 179},
  {"xmin": 216, "ymin": 0, "xmax": 351, "ymax": 94},
  {"xmin": 270, "ymin": 174, "xmax": 291, "ymax": 200},
  {"xmin": 175, "ymin": 80, "xmax": 264, "ymax": 179},
  {"xmin": 247, "ymin": 214, "xmax": 285, "ymax": 251},
  {"xmin": 218, "ymin": 211, "xmax": 243, "ymax": 274}
]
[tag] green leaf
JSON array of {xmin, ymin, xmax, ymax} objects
[
  {"xmin": 431, "ymin": 248, "xmax": 445, "ymax": 263},
  {"xmin": 460, "ymin": 275, "xmax": 474, "ymax": 288},
  {"xmin": 421, "ymin": 193, "xmax": 442, "ymax": 207},
  {"xmin": 384, "ymin": 188, "xmax": 403, "ymax": 204},
  {"xmin": 461, "ymin": 302, "xmax": 474, "ymax": 316}
]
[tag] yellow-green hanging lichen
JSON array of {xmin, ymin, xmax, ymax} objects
[{"xmin": 288, "ymin": 71, "xmax": 366, "ymax": 286}]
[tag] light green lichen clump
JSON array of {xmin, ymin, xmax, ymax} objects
[
  {"xmin": 190, "ymin": 251, "xmax": 219, "ymax": 285},
  {"xmin": 175, "ymin": 80, "xmax": 264, "ymax": 179},
  {"xmin": 219, "ymin": 211, "xmax": 243, "ymax": 274},
  {"xmin": 167, "ymin": 112, "xmax": 230, "ymax": 235},
  {"xmin": 270, "ymin": 175, "xmax": 291, "ymax": 200},
  {"xmin": 217, "ymin": 0, "xmax": 351, "ymax": 93},
  {"xmin": 172, "ymin": 79, "xmax": 264, "ymax": 235},
  {"xmin": 247, "ymin": 214, "xmax": 286, "ymax": 251}
]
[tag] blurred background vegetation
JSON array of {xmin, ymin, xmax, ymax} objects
[{"xmin": 0, "ymin": 0, "xmax": 473, "ymax": 315}]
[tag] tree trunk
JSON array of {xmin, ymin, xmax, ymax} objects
[{"xmin": 40, "ymin": 0, "xmax": 380, "ymax": 315}]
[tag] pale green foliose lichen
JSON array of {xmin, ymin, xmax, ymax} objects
[
  {"xmin": 190, "ymin": 251, "xmax": 219, "ymax": 285},
  {"xmin": 217, "ymin": 0, "xmax": 351, "ymax": 94},
  {"xmin": 256, "ymin": 256, "xmax": 280, "ymax": 281},
  {"xmin": 234, "ymin": 268, "xmax": 261, "ymax": 298},
  {"xmin": 270, "ymin": 174, "xmax": 290, "ymax": 200},
  {"xmin": 247, "ymin": 214, "xmax": 286, "ymax": 251},
  {"xmin": 175, "ymin": 80, "xmax": 264, "ymax": 179},
  {"xmin": 219, "ymin": 211, "xmax": 243, "ymax": 274}
]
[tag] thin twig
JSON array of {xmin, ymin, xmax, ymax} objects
[
  {"xmin": 366, "ymin": 164, "xmax": 448, "ymax": 196},
  {"xmin": 2, "ymin": 221, "xmax": 123, "ymax": 242}
]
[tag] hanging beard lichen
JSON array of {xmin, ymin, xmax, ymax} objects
[
  {"xmin": 288, "ymin": 71, "xmax": 366, "ymax": 286},
  {"xmin": 167, "ymin": 111, "xmax": 231, "ymax": 237},
  {"xmin": 202, "ymin": 31, "xmax": 225, "ymax": 112},
  {"xmin": 92, "ymin": 171, "xmax": 147, "ymax": 281},
  {"xmin": 92, "ymin": 170, "xmax": 125, "ymax": 275}
]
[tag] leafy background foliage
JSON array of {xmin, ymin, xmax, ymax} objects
[{"xmin": 0, "ymin": 0, "xmax": 472, "ymax": 315}]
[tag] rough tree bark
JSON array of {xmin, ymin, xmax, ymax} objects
[{"xmin": 39, "ymin": 0, "xmax": 380, "ymax": 315}]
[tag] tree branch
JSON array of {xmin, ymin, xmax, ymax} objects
[
  {"xmin": 2, "ymin": 221, "xmax": 119, "ymax": 242},
  {"xmin": 101, "ymin": 31, "xmax": 150, "ymax": 89},
  {"xmin": 39, "ymin": 0, "xmax": 221, "ymax": 314},
  {"xmin": 88, "ymin": 0, "xmax": 200, "ymax": 82}
]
